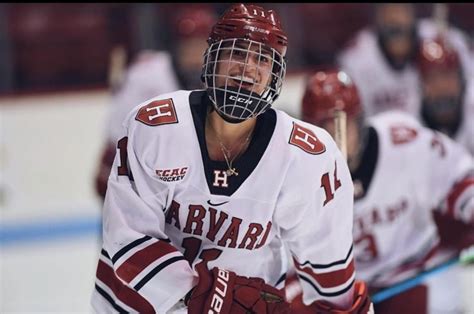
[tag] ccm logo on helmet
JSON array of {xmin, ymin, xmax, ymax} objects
[
  {"xmin": 209, "ymin": 269, "xmax": 230, "ymax": 313},
  {"xmin": 229, "ymin": 95, "xmax": 253, "ymax": 105}
]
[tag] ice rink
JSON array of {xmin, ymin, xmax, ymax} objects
[
  {"xmin": 0, "ymin": 90, "xmax": 107, "ymax": 313},
  {"xmin": 0, "ymin": 85, "xmax": 472, "ymax": 313}
]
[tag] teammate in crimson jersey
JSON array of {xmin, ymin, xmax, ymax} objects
[
  {"xmin": 91, "ymin": 4, "xmax": 372, "ymax": 313},
  {"xmin": 94, "ymin": 5, "xmax": 217, "ymax": 199},
  {"xmin": 300, "ymin": 69, "xmax": 474, "ymax": 314},
  {"xmin": 337, "ymin": 4, "xmax": 472, "ymax": 119}
]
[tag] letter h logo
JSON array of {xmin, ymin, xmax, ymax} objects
[{"xmin": 213, "ymin": 170, "xmax": 229, "ymax": 187}]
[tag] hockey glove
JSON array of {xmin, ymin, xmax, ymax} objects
[
  {"xmin": 186, "ymin": 261, "xmax": 290, "ymax": 314},
  {"xmin": 309, "ymin": 280, "xmax": 374, "ymax": 314}
]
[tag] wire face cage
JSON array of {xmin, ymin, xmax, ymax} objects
[{"xmin": 202, "ymin": 38, "xmax": 287, "ymax": 122}]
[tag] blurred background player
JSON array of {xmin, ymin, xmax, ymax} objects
[
  {"xmin": 94, "ymin": 5, "xmax": 217, "ymax": 199},
  {"xmin": 417, "ymin": 36, "xmax": 473, "ymax": 155},
  {"xmin": 416, "ymin": 36, "xmax": 474, "ymax": 295},
  {"xmin": 300, "ymin": 69, "xmax": 474, "ymax": 314},
  {"xmin": 337, "ymin": 3, "xmax": 472, "ymax": 119}
]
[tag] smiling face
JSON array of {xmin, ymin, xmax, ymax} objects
[
  {"xmin": 202, "ymin": 37, "xmax": 286, "ymax": 122},
  {"xmin": 214, "ymin": 39, "xmax": 274, "ymax": 96},
  {"xmin": 202, "ymin": 3, "xmax": 287, "ymax": 122}
]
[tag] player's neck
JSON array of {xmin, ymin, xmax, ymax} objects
[
  {"xmin": 206, "ymin": 111, "xmax": 256, "ymax": 147},
  {"xmin": 205, "ymin": 110, "xmax": 256, "ymax": 161}
]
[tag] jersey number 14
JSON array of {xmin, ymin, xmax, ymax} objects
[{"xmin": 320, "ymin": 161, "xmax": 342, "ymax": 206}]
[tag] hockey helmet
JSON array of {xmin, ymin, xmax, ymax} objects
[
  {"xmin": 302, "ymin": 69, "xmax": 362, "ymax": 126},
  {"xmin": 202, "ymin": 3, "xmax": 288, "ymax": 123}
]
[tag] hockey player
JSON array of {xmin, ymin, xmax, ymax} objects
[
  {"xmin": 91, "ymin": 4, "xmax": 372, "ymax": 313},
  {"xmin": 416, "ymin": 37, "xmax": 474, "ymax": 296},
  {"xmin": 301, "ymin": 69, "xmax": 474, "ymax": 313},
  {"xmin": 94, "ymin": 5, "xmax": 217, "ymax": 199},
  {"xmin": 417, "ymin": 36, "xmax": 474, "ymax": 155},
  {"xmin": 337, "ymin": 3, "xmax": 472, "ymax": 119}
]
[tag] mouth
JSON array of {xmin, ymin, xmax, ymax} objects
[{"xmin": 230, "ymin": 75, "xmax": 256, "ymax": 90}]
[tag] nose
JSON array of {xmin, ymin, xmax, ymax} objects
[{"xmin": 239, "ymin": 52, "xmax": 260, "ymax": 78}]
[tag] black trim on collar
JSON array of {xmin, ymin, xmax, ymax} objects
[{"xmin": 189, "ymin": 91, "xmax": 277, "ymax": 196}]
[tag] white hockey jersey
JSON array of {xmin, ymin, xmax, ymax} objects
[
  {"xmin": 91, "ymin": 90, "xmax": 357, "ymax": 313},
  {"xmin": 104, "ymin": 51, "xmax": 181, "ymax": 145},
  {"xmin": 352, "ymin": 111, "xmax": 474, "ymax": 287},
  {"xmin": 453, "ymin": 81, "xmax": 474, "ymax": 155},
  {"xmin": 337, "ymin": 28, "xmax": 420, "ymax": 118},
  {"xmin": 337, "ymin": 19, "xmax": 472, "ymax": 119}
]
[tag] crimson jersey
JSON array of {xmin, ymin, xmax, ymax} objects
[
  {"xmin": 353, "ymin": 110, "xmax": 473, "ymax": 287},
  {"xmin": 91, "ymin": 90, "xmax": 357, "ymax": 313}
]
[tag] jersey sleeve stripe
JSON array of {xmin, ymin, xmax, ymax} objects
[
  {"xmin": 96, "ymin": 259, "xmax": 155, "ymax": 313},
  {"xmin": 275, "ymin": 272, "xmax": 287, "ymax": 287},
  {"xmin": 116, "ymin": 240, "xmax": 179, "ymax": 283},
  {"xmin": 297, "ymin": 245, "xmax": 353, "ymax": 269},
  {"xmin": 94, "ymin": 284, "xmax": 128, "ymax": 314},
  {"xmin": 446, "ymin": 176, "xmax": 474, "ymax": 221},
  {"xmin": 101, "ymin": 249, "xmax": 111, "ymax": 260},
  {"xmin": 112, "ymin": 235, "xmax": 152, "ymax": 263},
  {"xmin": 299, "ymin": 274, "xmax": 355, "ymax": 297},
  {"xmin": 133, "ymin": 255, "xmax": 187, "ymax": 291},
  {"xmin": 295, "ymin": 259, "xmax": 355, "ymax": 289}
]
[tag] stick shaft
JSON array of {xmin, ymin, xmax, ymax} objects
[
  {"xmin": 371, "ymin": 257, "xmax": 458, "ymax": 303},
  {"xmin": 334, "ymin": 109, "xmax": 348, "ymax": 160}
]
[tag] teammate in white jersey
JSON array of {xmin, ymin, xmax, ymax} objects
[
  {"xmin": 301, "ymin": 69, "xmax": 474, "ymax": 314},
  {"xmin": 94, "ymin": 5, "xmax": 216, "ymax": 199},
  {"xmin": 417, "ymin": 36, "xmax": 474, "ymax": 155},
  {"xmin": 91, "ymin": 4, "xmax": 372, "ymax": 313},
  {"xmin": 337, "ymin": 3, "xmax": 472, "ymax": 119}
]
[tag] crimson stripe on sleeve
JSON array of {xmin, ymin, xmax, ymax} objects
[
  {"xmin": 298, "ymin": 245, "xmax": 353, "ymax": 269},
  {"xmin": 294, "ymin": 258, "xmax": 355, "ymax": 289},
  {"xmin": 96, "ymin": 260, "xmax": 154, "ymax": 313},
  {"xmin": 447, "ymin": 177, "xmax": 474, "ymax": 217},
  {"xmin": 116, "ymin": 240, "xmax": 178, "ymax": 283},
  {"xmin": 112, "ymin": 235, "xmax": 152, "ymax": 263}
]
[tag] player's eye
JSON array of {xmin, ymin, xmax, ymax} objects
[
  {"xmin": 233, "ymin": 49, "xmax": 246, "ymax": 58},
  {"xmin": 258, "ymin": 54, "xmax": 271, "ymax": 64}
]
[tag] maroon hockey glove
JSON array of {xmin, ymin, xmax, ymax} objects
[
  {"xmin": 307, "ymin": 281, "xmax": 373, "ymax": 314},
  {"xmin": 186, "ymin": 261, "xmax": 290, "ymax": 314}
]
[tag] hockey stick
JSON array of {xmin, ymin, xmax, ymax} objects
[
  {"xmin": 334, "ymin": 109, "xmax": 348, "ymax": 160},
  {"xmin": 372, "ymin": 245, "xmax": 474, "ymax": 304}
]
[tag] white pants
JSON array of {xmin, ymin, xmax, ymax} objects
[{"xmin": 425, "ymin": 264, "xmax": 466, "ymax": 314}]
